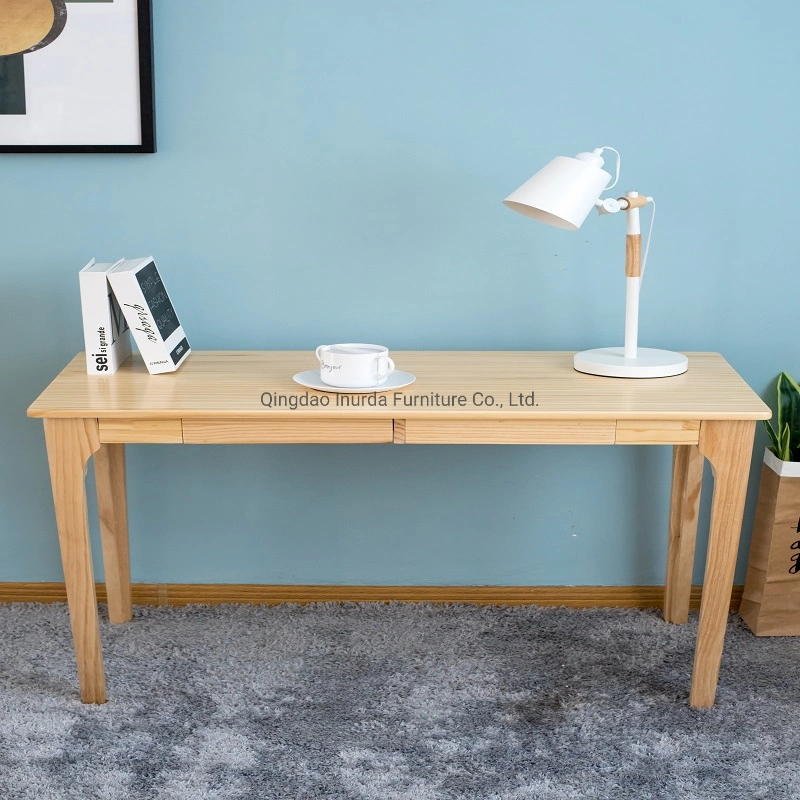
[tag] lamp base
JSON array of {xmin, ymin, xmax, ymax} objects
[{"xmin": 574, "ymin": 347, "xmax": 688, "ymax": 378}]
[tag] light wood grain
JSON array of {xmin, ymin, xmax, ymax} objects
[
  {"xmin": 0, "ymin": 581, "xmax": 745, "ymax": 610},
  {"xmin": 619, "ymin": 195, "xmax": 649, "ymax": 210},
  {"xmin": 99, "ymin": 419, "xmax": 183, "ymax": 443},
  {"xmin": 625, "ymin": 234, "xmax": 642, "ymax": 278},
  {"xmin": 404, "ymin": 419, "xmax": 615, "ymax": 444},
  {"xmin": 615, "ymin": 420, "xmax": 700, "ymax": 444},
  {"xmin": 43, "ymin": 418, "xmax": 106, "ymax": 704},
  {"xmin": 691, "ymin": 419, "xmax": 756, "ymax": 707},
  {"xmin": 27, "ymin": 352, "xmax": 771, "ymax": 421},
  {"xmin": 28, "ymin": 350, "xmax": 769, "ymax": 708},
  {"xmin": 94, "ymin": 444, "xmax": 132, "ymax": 624},
  {"xmin": 664, "ymin": 445, "xmax": 705, "ymax": 623},
  {"xmin": 182, "ymin": 419, "xmax": 393, "ymax": 444}
]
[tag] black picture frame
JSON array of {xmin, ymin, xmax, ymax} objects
[{"xmin": 0, "ymin": 0, "xmax": 156, "ymax": 153}]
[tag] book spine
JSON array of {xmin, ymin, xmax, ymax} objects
[{"xmin": 79, "ymin": 265, "xmax": 132, "ymax": 375}]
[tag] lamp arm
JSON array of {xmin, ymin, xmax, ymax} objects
[
  {"xmin": 619, "ymin": 191, "xmax": 653, "ymax": 358},
  {"xmin": 592, "ymin": 189, "xmax": 656, "ymax": 359},
  {"xmin": 623, "ymin": 193, "xmax": 644, "ymax": 279},
  {"xmin": 593, "ymin": 190, "xmax": 655, "ymax": 279},
  {"xmin": 622, "ymin": 192, "xmax": 643, "ymax": 358}
]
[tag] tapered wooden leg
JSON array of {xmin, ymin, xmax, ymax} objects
[
  {"xmin": 664, "ymin": 444, "xmax": 704, "ymax": 623},
  {"xmin": 43, "ymin": 418, "xmax": 106, "ymax": 704},
  {"xmin": 691, "ymin": 419, "xmax": 756, "ymax": 708},
  {"xmin": 95, "ymin": 443, "xmax": 132, "ymax": 624}
]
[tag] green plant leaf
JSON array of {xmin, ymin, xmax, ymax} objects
[
  {"xmin": 779, "ymin": 422, "xmax": 792, "ymax": 461},
  {"xmin": 776, "ymin": 372, "xmax": 800, "ymax": 461},
  {"xmin": 764, "ymin": 419, "xmax": 781, "ymax": 456}
]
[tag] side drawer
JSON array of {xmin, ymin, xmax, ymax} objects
[
  {"xmin": 400, "ymin": 419, "xmax": 616, "ymax": 444},
  {"xmin": 98, "ymin": 419, "xmax": 183, "ymax": 443},
  {"xmin": 615, "ymin": 420, "xmax": 700, "ymax": 445},
  {"xmin": 182, "ymin": 419, "xmax": 394, "ymax": 444}
]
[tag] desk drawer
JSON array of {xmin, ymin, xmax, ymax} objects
[
  {"xmin": 182, "ymin": 419, "xmax": 394, "ymax": 444},
  {"xmin": 615, "ymin": 420, "xmax": 700, "ymax": 444},
  {"xmin": 399, "ymin": 419, "xmax": 616, "ymax": 444},
  {"xmin": 98, "ymin": 419, "xmax": 183, "ymax": 443}
]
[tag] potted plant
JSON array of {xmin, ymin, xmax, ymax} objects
[{"xmin": 740, "ymin": 372, "xmax": 800, "ymax": 635}]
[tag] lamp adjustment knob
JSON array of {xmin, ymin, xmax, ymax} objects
[{"xmin": 595, "ymin": 197, "xmax": 622, "ymax": 215}]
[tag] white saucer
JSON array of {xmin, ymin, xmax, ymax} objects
[{"xmin": 292, "ymin": 369, "xmax": 416, "ymax": 393}]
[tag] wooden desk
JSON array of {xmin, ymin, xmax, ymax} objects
[{"xmin": 28, "ymin": 351, "xmax": 770, "ymax": 707}]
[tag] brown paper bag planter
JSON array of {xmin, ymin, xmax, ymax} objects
[{"xmin": 740, "ymin": 449, "xmax": 800, "ymax": 635}]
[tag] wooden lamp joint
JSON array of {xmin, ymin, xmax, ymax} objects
[{"xmin": 618, "ymin": 194, "xmax": 649, "ymax": 210}]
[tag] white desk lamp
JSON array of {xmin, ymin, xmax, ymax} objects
[{"xmin": 504, "ymin": 147, "xmax": 688, "ymax": 378}]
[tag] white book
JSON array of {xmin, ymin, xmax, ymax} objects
[
  {"xmin": 107, "ymin": 256, "xmax": 190, "ymax": 374},
  {"xmin": 79, "ymin": 258, "xmax": 132, "ymax": 375}
]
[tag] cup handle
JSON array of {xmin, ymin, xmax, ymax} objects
[
  {"xmin": 377, "ymin": 356, "xmax": 395, "ymax": 380},
  {"xmin": 316, "ymin": 345, "xmax": 329, "ymax": 363}
]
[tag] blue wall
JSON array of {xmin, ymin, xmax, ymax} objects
[{"xmin": 2, "ymin": 1, "xmax": 798, "ymax": 585}]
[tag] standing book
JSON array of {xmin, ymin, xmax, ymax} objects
[
  {"xmin": 79, "ymin": 258, "xmax": 132, "ymax": 375},
  {"xmin": 107, "ymin": 257, "xmax": 191, "ymax": 374}
]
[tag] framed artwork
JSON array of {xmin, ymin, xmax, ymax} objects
[{"xmin": 0, "ymin": 0, "xmax": 155, "ymax": 153}]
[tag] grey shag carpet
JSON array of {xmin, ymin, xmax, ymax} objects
[{"xmin": 1, "ymin": 602, "xmax": 799, "ymax": 800}]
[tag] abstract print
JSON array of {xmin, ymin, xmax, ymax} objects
[{"xmin": 0, "ymin": 0, "xmax": 110, "ymax": 114}]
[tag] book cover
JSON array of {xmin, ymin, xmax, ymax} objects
[
  {"xmin": 79, "ymin": 258, "xmax": 132, "ymax": 375},
  {"xmin": 107, "ymin": 257, "xmax": 191, "ymax": 374}
]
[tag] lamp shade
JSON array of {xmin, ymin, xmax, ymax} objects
[{"xmin": 503, "ymin": 153, "xmax": 611, "ymax": 230}]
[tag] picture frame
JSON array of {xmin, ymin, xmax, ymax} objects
[{"xmin": 0, "ymin": 0, "xmax": 155, "ymax": 153}]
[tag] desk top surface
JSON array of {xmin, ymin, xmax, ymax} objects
[{"xmin": 27, "ymin": 351, "xmax": 771, "ymax": 421}]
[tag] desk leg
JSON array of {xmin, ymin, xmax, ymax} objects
[
  {"xmin": 664, "ymin": 444, "xmax": 704, "ymax": 623},
  {"xmin": 691, "ymin": 419, "xmax": 755, "ymax": 708},
  {"xmin": 95, "ymin": 443, "xmax": 132, "ymax": 624},
  {"xmin": 43, "ymin": 418, "xmax": 106, "ymax": 704}
]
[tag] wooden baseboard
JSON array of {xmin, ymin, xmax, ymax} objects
[{"xmin": 0, "ymin": 582, "xmax": 744, "ymax": 610}]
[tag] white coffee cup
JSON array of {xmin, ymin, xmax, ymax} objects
[{"xmin": 316, "ymin": 343, "xmax": 395, "ymax": 388}]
